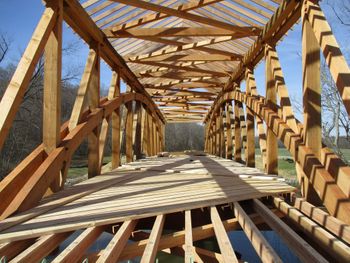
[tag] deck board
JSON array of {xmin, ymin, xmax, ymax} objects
[{"xmin": 0, "ymin": 155, "xmax": 294, "ymax": 243}]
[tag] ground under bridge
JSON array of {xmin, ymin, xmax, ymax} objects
[{"xmin": 0, "ymin": 0, "xmax": 350, "ymax": 262}]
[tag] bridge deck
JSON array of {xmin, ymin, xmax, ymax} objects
[{"xmin": 0, "ymin": 155, "xmax": 293, "ymax": 243}]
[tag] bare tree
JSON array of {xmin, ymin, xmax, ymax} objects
[{"xmin": 0, "ymin": 34, "xmax": 10, "ymax": 64}]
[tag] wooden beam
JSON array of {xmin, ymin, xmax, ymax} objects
[
  {"xmin": 106, "ymin": 26, "xmax": 260, "ymax": 38},
  {"xmin": 234, "ymin": 100, "xmax": 242, "ymax": 162},
  {"xmin": 139, "ymin": 53, "xmax": 240, "ymax": 63},
  {"xmin": 253, "ymin": 199, "xmax": 327, "ymax": 263},
  {"xmin": 12, "ymin": 232, "xmax": 72, "ymax": 263},
  {"xmin": 62, "ymin": 0, "xmax": 165, "ymax": 124},
  {"xmin": 126, "ymin": 36, "xmax": 243, "ymax": 62},
  {"xmin": 43, "ymin": 0, "xmax": 63, "ymax": 193},
  {"xmin": 210, "ymin": 206, "xmax": 238, "ymax": 262},
  {"xmin": 135, "ymin": 60, "xmax": 228, "ymax": 78},
  {"xmin": 265, "ymin": 44, "xmax": 278, "ymax": 175},
  {"xmin": 125, "ymin": 101, "xmax": 134, "ymax": 163},
  {"xmin": 140, "ymin": 214, "xmax": 165, "ymax": 263},
  {"xmin": 0, "ymin": 5, "xmax": 57, "ymax": 150},
  {"xmin": 69, "ymin": 50, "xmax": 98, "ymax": 130},
  {"xmin": 111, "ymin": 72, "xmax": 121, "ymax": 169},
  {"xmin": 107, "ymin": 0, "xmax": 224, "ymax": 32},
  {"xmin": 53, "ymin": 226, "xmax": 105, "ymax": 263},
  {"xmin": 302, "ymin": 6, "xmax": 323, "ymax": 204},
  {"xmin": 245, "ymin": 68, "xmax": 255, "ymax": 167},
  {"xmin": 87, "ymin": 47, "xmax": 100, "ymax": 179},
  {"xmin": 293, "ymin": 198, "xmax": 350, "ymax": 244},
  {"xmin": 96, "ymin": 220, "xmax": 138, "ymax": 263},
  {"xmin": 110, "ymin": 0, "xmax": 260, "ymax": 34},
  {"xmin": 234, "ymin": 202, "xmax": 282, "ymax": 263},
  {"xmin": 305, "ymin": 0, "xmax": 350, "ymax": 116},
  {"xmin": 273, "ymin": 197, "xmax": 350, "ymax": 262}
]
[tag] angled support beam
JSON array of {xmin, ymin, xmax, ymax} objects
[
  {"xmin": 53, "ymin": 226, "xmax": 105, "ymax": 263},
  {"xmin": 234, "ymin": 202, "xmax": 282, "ymax": 263},
  {"xmin": 210, "ymin": 206, "xmax": 238, "ymax": 263},
  {"xmin": 97, "ymin": 220, "xmax": 138, "ymax": 263},
  {"xmin": 253, "ymin": 199, "xmax": 327, "ymax": 263},
  {"xmin": 12, "ymin": 232, "xmax": 72, "ymax": 263},
  {"xmin": 140, "ymin": 214, "xmax": 165, "ymax": 263}
]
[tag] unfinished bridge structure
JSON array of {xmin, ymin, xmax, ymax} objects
[{"xmin": 0, "ymin": 0, "xmax": 350, "ymax": 262}]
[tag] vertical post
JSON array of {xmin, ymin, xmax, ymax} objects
[
  {"xmin": 245, "ymin": 68, "xmax": 255, "ymax": 167},
  {"xmin": 234, "ymin": 100, "xmax": 242, "ymax": 162},
  {"xmin": 225, "ymin": 102, "xmax": 234, "ymax": 159},
  {"xmin": 218, "ymin": 106, "xmax": 224, "ymax": 158},
  {"xmin": 149, "ymin": 112, "xmax": 155, "ymax": 156},
  {"xmin": 212, "ymin": 121, "xmax": 216, "ymax": 156},
  {"xmin": 87, "ymin": 45, "xmax": 100, "ymax": 178},
  {"xmin": 143, "ymin": 108, "xmax": 149, "ymax": 156},
  {"xmin": 161, "ymin": 123, "xmax": 165, "ymax": 152},
  {"xmin": 43, "ymin": 0, "xmax": 62, "ymax": 191},
  {"xmin": 125, "ymin": 101, "xmax": 134, "ymax": 163},
  {"xmin": 133, "ymin": 101, "xmax": 142, "ymax": 160},
  {"xmin": 216, "ymin": 113, "xmax": 220, "ymax": 156},
  {"xmin": 111, "ymin": 72, "xmax": 121, "ymax": 169},
  {"xmin": 265, "ymin": 44, "xmax": 278, "ymax": 175},
  {"xmin": 302, "ymin": 1, "xmax": 322, "ymax": 204}
]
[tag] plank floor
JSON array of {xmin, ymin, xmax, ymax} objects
[{"xmin": 0, "ymin": 155, "xmax": 294, "ymax": 243}]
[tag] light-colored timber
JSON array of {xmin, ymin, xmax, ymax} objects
[{"xmin": 0, "ymin": 0, "xmax": 349, "ymax": 262}]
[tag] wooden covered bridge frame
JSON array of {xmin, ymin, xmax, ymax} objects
[{"xmin": 0, "ymin": 0, "xmax": 350, "ymax": 262}]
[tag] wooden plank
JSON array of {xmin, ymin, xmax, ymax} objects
[
  {"xmin": 0, "ymin": 5, "xmax": 57, "ymax": 150},
  {"xmin": 273, "ymin": 197, "xmax": 350, "ymax": 262},
  {"xmin": 293, "ymin": 198, "xmax": 350, "ymax": 245},
  {"xmin": 234, "ymin": 202, "xmax": 281, "ymax": 263},
  {"xmin": 210, "ymin": 206, "xmax": 238, "ymax": 262},
  {"xmin": 253, "ymin": 199, "xmax": 327, "ymax": 263},
  {"xmin": 140, "ymin": 214, "xmax": 165, "ymax": 263},
  {"xmin": 52, "ymin": 226, "xmax": 105, "ymax": 263},
  {"xmin": 185, "ymin": 210, "xmax": 194, "ymax": 263},
  {"xmin": 265, "ymin": 44, "xmax": 278, "ymax": 175},
  {"xmin": 12, "ymin": 232, "xmax": 72, "ymax": 263},
  {"xmin": 219, "ymin": 106, "xmax": 225, "ymax": 158},
  {"xmin": 96, "ymin": 220, "xmax": 138, "ymax": 263}
]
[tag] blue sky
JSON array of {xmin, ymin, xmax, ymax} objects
[{"xmin": 0, "ymin": 0, "xmax": 349, "ymax": 105}]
